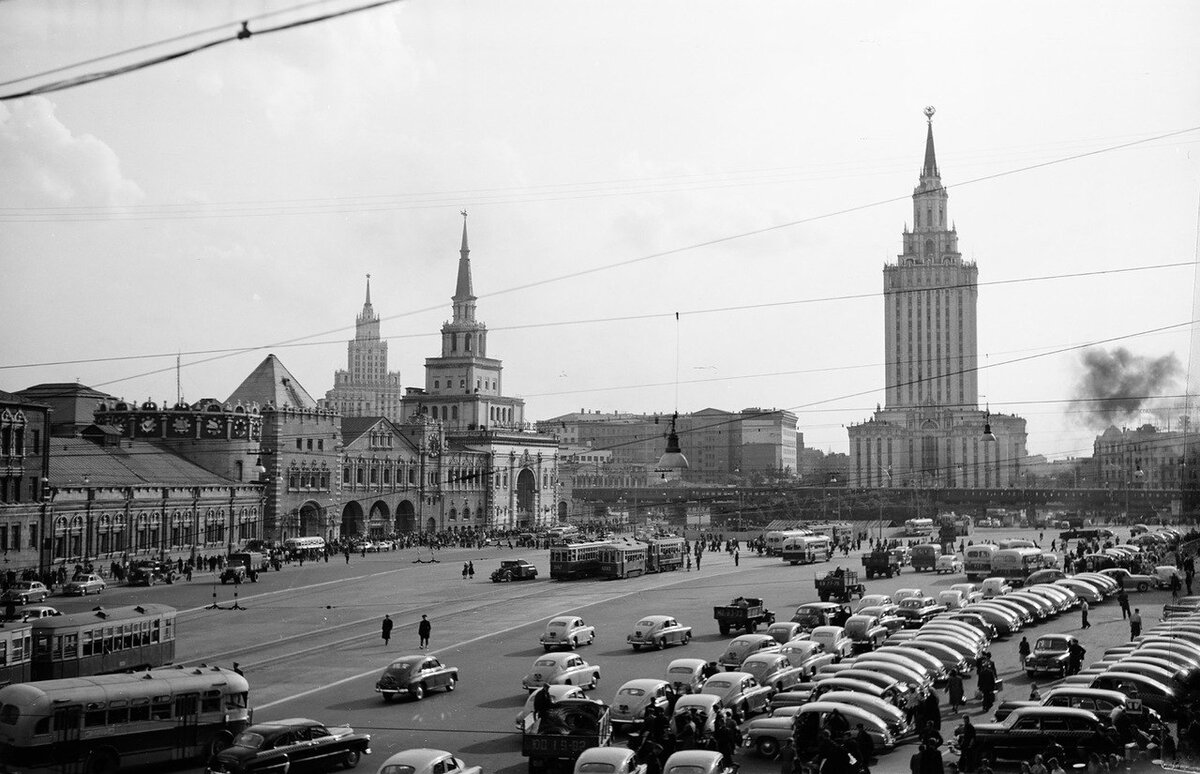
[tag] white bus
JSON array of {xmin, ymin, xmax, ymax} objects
[
  {"xmin": 781, "ymin": 535, "xmax": 833, "ymax": 565},
  {"xmin": 283, "ymin": 536, "xmax": 326, "ymax": 557},
  {"xmin": 904, "ymin": 518, "xmax": 935, "ymax": 537},
  {"xmin": 963, "ymin": 544, "xmax": 999, "ymax": 581},
  {"xmin": 990, "ymin": 547, "xmax": 1045, "ymax": 585},
  {"xmin": 0, "ymin": 666, "xmax": 251, "ymax": 774},
  {"xmin": 765, "ymin": 530, "xmax": 811, "ymax": 556}
]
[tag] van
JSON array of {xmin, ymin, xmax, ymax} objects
[{"xmin": 910, "ymin": 545, "xmax": 940, "ymax": 572}]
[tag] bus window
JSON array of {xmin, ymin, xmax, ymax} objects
[
  {"xmin": 151, "ymin": 697, "xmax": 171, "ymax": 721},
  {"xmin": 201, "ymin": 690, "xmax": 221, "ymax": 713},
  {"xmin": 229, "ymin": 692, "xmax": 248, "ymax": 709},
  {"xmin": 130, "ymin": 698, "xmax": 150, "ymax": 722},
  {"xmin": 82, "ymin": 630, "xmax": 93, "ymax": 656}
]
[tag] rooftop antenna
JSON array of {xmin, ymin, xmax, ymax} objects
[{"xmin": 175, "ymin": 352, "xmax": 183, "ymax": 404}]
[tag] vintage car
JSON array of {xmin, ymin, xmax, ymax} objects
[
  {"xmin": 375, "ymin": 655, "xmax": 459, "ymax": 701},
  {"xmin": 777, "ymin": 639, "xmax": 837, "ymax": 678},
  {"xmin": 515, "ymin": 684, "xmax": 593, "ymax": 731},
  {"xmin": 698, "ymin": 671, "xmax": 774, "ymax": 719},
  {"xmin": 890, "ymin": 588, "xmax": 923, "ymax": 605},
  {"xmin": 1023, "ymin": 633, "xmax": 1076, "ymax": 678},
  {"xmin": 812, "ymin": 691, "xmax": 913, "ymax": 739},
  {"xmin": 856, "ymin": 594, "xmax": 893, "ymax": 611},
  {"xmin": 1086, "ymin": 672, "xmax": 1179, "ymax": 718},
  {"xmin": 376, "ymin": 749, "xmax": 480, "ymax": 774},
  {"xmin": 740, "ymin": 652, "xmax": 807, "ymax": 692},
  {"xmin": 843, "ymin": 615, "xmax": 889, "ymax": 652},
  {"xmin": 978, "ymin": 597, "xmax": 1034, "ymax": 626},
  {"xmin": 873, "ymin": 646, "xmax": 948, "ymax": 683},
  {"xmin": 764, "ymin": 621, "xmax": 807, "ymax": 645},
  {"xmin": 522, "ymin": 652, "xmax": 601, "ymax": 691},
  {"xmin": 206, "ymin": 717, "xmax": 371, "ymax": 774},
  {"xmin": 808, "ymin": 626, "xmax": 853, "ymax": 659},
  {"xmin": 1054, "ymin": 578, "xmax": 1103, "ymax": 605},
  {"xmin": 540, "ymin": 616, "xmax": 596, "ymax": 651},
  {"xmin": 897, "ymin": 596, "xmax": 947, "ymax": 627},
  {"xmin": 718, "ymin": 633, "xmax": 780, "ymax": 671},
  {"xmin": 806, "ymin": 677, "xmax": 902, "ymax": 709},
  {"xmin": 661, "ymin": 750, "xmax": 734, "ymax": 774},
  {"xmin": 573, "ymin": 747, "xmax": 646, "ymax": 774},
  {"xmin": 971, "ymin": 706, "xmax": 1118, "ymax": 764},
  {"xmin": 790, "ymin": 602, "xmax": 845, "ymax": 631},
  {"xmin": 665, "ymin": 658, "xmax": 709, "ymax": 695},
  {"xmin": 857, "ymin": 604, "xmax": 905, "ymax": 634},
  {"xmin": 937, "ymin": 590, "xmax": 967, "ymax": 611},
  {"xmin": 610, "ymin": 678, "xmax": 675, "ymax": 729},
  {"xmin": 1, "ymin": 604, "xmax": 58, "ymax": 622},
  {"xmin": 980, "ymin": 578, "xmax": 1012, "ymax": 599},
  {"xmin": 628, "ymin": 616, "xmax": 692, "ymax": 651},
  {"xmin": 1006, "ymin": 592, "xmax": 1056, "ymax": 620},
  {"xmin": 129, "ymin": 560, "xmax": 173, "ymax": 586},
  {"xmin": 748, "ymin": 702, "xmax": 893, "ymax": 757},
  {"xmin": 962, "ymin": 603, "xmax": 1023, "ymax": 635},
  {"xmin": 914, "ymin": 632, "xmax": 982, "ymax": 666},
  {"xmin": 918, "ymin": 622, "xmax": 988, "ymax": 652},
  {"xmin": 950, "ymin": 583, "xmax": 984, "ymax": 603},
  {"xmin": 1099, "ymin": 567, "xmax": 1156, "ymax": 592},
  {"xmin": 1024, "ymin": 584, "xmax": 1075, "ymax": 613},
  {"xmin": 993, "ymin": 686, "xmax": 1162, "ymax": 723},
  {"xmin": 1026, "ymin": 569, "xmax": 1068, "ymax": 586},
  {"xmin": 0, "ymin": 580, "xmax": 50, "ymax": 605},
  {"xmin": 491, "ymin": 559, "xmax": 539, "ymax": 582},
  {"xmin": 898, "ymin": 639, "xmax": 970, "ymax": 675},
  {"xmin": 671, "ymin": 693, "xmax": 722, "ymax": 740},
  {"xmin": 945, "ymin": 611, "xmax": 998, "ymax": 639},
  {"xmin": 63, "ymin": 573, "xmax": 106, "ymax": 596},
  {"xmin": 825, "ymin": 669, "xmax": 915, "ymax": 703},
  {"xmin": 854, "ymin": 659, "xmax": 933, "ymax": 696},
  {"xmin": 935, "ymin": 555, "xmax": 964, "ymax": 574}
]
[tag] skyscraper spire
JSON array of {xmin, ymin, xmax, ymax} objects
[
  {"xmin": 455, "ymin": 210, "xmax": 474, "ymax": 302},
  {"xmin": 922, "ymin": 105, "xmax": 939, "ymax": 179},
  {"xmin": 364, "ymin": 273, "xmax": 372, "ymax": 308}
]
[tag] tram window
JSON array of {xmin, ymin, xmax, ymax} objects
[
  {"xmin": 228, "ymin": 692, "xmax": 248, "ymax": 709},
  {"xmin": 53, "ymin": 708, "xmax": 80, "ymax": 731},
  {"xmin": 201, "ymin": 694, "xmax": 221, "ymax": 713},
  {"xmin": 85, "ymin": 709, "xmax": 106, "ymax": 728},
  {"xmin": 130, "ymin": 698, "xmax": 150, "ymax": 722},
  {"xmin": 123, "ymin": 625, "xmax": 133, "ymax": 650},
  {"xmin": 151, "ymin": 620, "xmax": 160, "ymax": 643},
  {"xmin": 63, "ymin": 633, "xmax": 78, "ymax": 658},
  {"xmin": 82, "ymin": 630, "xmax": 94, "ymax": 656},
  {"xmin": 13, "ymin": 636, "xmax": 25, "ymax": 662},
  {"xmin": 151, "ymin": 699, "xmax": 171, "ymax": 721},
  {"xmin": 108, "ymin": 706, "xmax": 128, "ymax": 724},
  {"xmin": 34, "ymin": 717, "xmax": 49, "ymax": 734}
]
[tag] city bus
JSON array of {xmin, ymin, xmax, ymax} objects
[
  {"xmin": 31, "ymin": 604, "xmax": 176, "ymax": 681},
  {"xmin": 781, "ymin": 535, "xmax": 832, "ymax": 565},
  {"xmin": 0, "ymin": 665, "xmax": 251, "ymax": 774},
  {"xmin": 597, "ymin": 541, "xmax": 648, "ymax": 579},
  {"xmin": 904, "ymin": 518, "xmax": 935, "ymax": 538},
  {"xmin": 283, "ymin": 536, "xmax": 326, "ymax": 558},
  {"xmin": 989, "ymin": 547, "xmax": 1046, "ymax": 586},
  {"xmin": 0, "ymin": 621, "xmax": 33, "ymax": 687},
  {"xmin": 765, "ymin": 530, "xmax": 810, "ymax": 556},
  {"xmin": 963, "ymin": 544, "xmax": 998, "ymax": 581},
  {"xmin": 644, "ymin": 536, "xmax": 685, "ymax": 573},
  {"xmin": 549, "ymin": 540, "xmax": 610, "ymax": 580}
]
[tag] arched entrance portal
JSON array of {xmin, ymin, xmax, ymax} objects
[
  {"xmin": 340, "ymin": 501, "xmax": 364, "ymax": 537},
  {"xmin": 298, "ymin": 501, "xmax": 323, "ymax": 538},
  {"xmin": 368, "ymin": 500, "xmax": 391, "ymax": 538},
  {"xmin": 558, "ymin": 501, "xmax": 568, "ymax": 522},
  {"xmin": 516, "ymin": 469, "xmax": 537, "ymax": 525},
  {"xmin": 395, "ymin": 500, "xmax": 416, "ymax": 533}
]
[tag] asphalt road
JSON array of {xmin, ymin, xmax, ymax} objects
[{"xmin": 39, "ymin": 527, "xmax": 1175, "ymax": 774}]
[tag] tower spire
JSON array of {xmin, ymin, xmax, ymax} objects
[
  {"xmin": 364, "ymin": 273, "xmax": 372, "ymax": 307},
  {"xmin": 922, "ymin": 105, "xmax": 939, "ymax": 179},
  {"xmin": 452, "ymin": 210, "xmax": 477, "ymax": 323}
]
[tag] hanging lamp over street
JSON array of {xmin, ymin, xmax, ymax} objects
[
  {"xmin": 982, "ymin": 405, "xmax": 997, "ymax": 442},
  {"xmin": 656, "ymin": 412, "xmax": 690, "ymax": 471}
]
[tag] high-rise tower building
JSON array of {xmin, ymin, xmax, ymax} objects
[
  {"xmin": 849, "ymin": 109, "xmax": 1026, "ymax": 489},
  {"xmin": 323, "ymin": 276, "xmax": 404, "ymax": 419}
]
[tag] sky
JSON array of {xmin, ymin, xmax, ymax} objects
[{"xmin": 2, "ymin": 0, "xmax": 1198, "ymax": 463}]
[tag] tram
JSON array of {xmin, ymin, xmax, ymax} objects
[
  {"xmin": 597, "ymin": 542, "xmax": 648, "ymax": 579},
  {"xmin": 645, "ymin": 536, "xmax": 685, "ymax": 573},
  {"xmin": 549, "ymin": 540, "xmax": 610, "ymax": 580},
  {"xmin": 31, "ymin": 604, "xmax": 176, "ymax": 681},
  {"xmin": 0, "ymin": 621, "xmax": 33, "ymax": 687}
]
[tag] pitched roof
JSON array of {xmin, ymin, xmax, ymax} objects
[
  {"xmin": 48, "ymin": 436, "xmax": 238, "ymax": 487},
  {"xmin": 0, "ymin": 388, "xmax": 48, "ymax": 407},
  {"xmin": 225, "ymin": 354, "xmax": 317, "ymax": 409},
  {"xmin": 342, "ymin": 416, "xmax": 386, "ymax": 445}
]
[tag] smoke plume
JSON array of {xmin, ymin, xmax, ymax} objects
[{"xmin": 1072, "ymin": 347, "xmax": 1182, "ymax": 430}]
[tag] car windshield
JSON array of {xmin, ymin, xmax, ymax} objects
[
  {"xmin": 1036, "ymin": 637, "xmax": 1070, "ymax": 652},
  {"xmin": 899, "ymin": 599, "xmax": 924, "ymax": 608},
  {"xmin": 619, "ymin": 688, "xmax": 647, "ymax": 697},
  {"xmin": 666, "ymin": 767, "xmax": 708, "ymax": 774},
  {"xmin": 578, "ymin": 765, "xmax": 617, "ymax": 774},
  {"xmin": 232, "ymin": 732, "xmax": 267, "ymax": 749},
  {"xmin": 535, "ymin": 659, "xmax": 558, "ymax": 667}
]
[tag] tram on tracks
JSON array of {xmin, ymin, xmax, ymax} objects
[
  {"xmin": 549, "ymin": 540, "xmax": 611, "ymax": 580},
  {"xmin": 645, "ymin": 536, "xmax": 685, "ymax": 572},
  {"xmin": 31, "ymin": 604, "xmax": 177, "ymax": 681},
  {"xmin": 597, "ymin": 541, "xmax": 648, "ymax": 579},
  {"xmin": 0, "ymin": 621, "xmax": 33, "ymax": 687}
]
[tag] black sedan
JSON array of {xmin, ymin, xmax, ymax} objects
[
  {"xmin": 971, "ymin": 706, "xmax": 1119, "ymax": 764},
  {"xmin": 375, "ymin": 654, "xmax": 459, "ymax": 701},
  {"xmin": 206, "ymin": 718, "xmax": 371, "ymax": 774}
]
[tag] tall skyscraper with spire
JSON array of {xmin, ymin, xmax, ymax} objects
[
  {"xmin": 849, "ymin": 109, "xmax": 1026, "ymax": 489},
  {"xmin": 323, "ymin": 275, "xmax": 405, "ymax": 419}
]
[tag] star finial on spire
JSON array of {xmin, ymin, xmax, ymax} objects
[{"xmin": 924, "ymin": 105, "xmax": 936, "ymax": 122}]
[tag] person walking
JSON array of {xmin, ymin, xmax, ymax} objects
[
  {"xmin": 381, "ymin": 614, "xmax": 393, "ymax": 646},
  {"xmin": 1117, "ymin": 588, "xmax": 1130, "ymax": 619},
  {"xmin": 418, "ymin": 614, "xmax": 431, "ymax": 649},
  {"xmin": 468, "ymin": 561, "xmax": 475, "ymax": 579},
  {"xmin": 1080, "ymin": 598, "xmax": 1090, "ymax": 629},
  {"xmin": 462, "ymin": 562, "xmax": 469, "ymax": 580},
  {"xmin": 977, "ymin": 660, "xmax": 997, "ymax": 712},
  {"xmin": 947, "ymin": 670, "xmax": 964, "ymax": 714},
  {"xmin": 1018, "ymin": 637, "xmax": 1031, "ymax": 669},
  {"xmin": 1129, "ymin": 608, "xmax": 1142, "ymax": 638},
  {"xmin": 856, "ymin": 723, "xmax": 875, "ymax": 774}
]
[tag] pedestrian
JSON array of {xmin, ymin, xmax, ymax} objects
[
  {"xmin": 856, "ymin": 723, "xmax": 875, "ymax": 774},
  {"xmin": 977, "ymin": 661, "xmax": 996, "ymax": 712},
  {"xmin": 955, "ymin": 714, "xmax": 975, "ymax": 773},
  {"xmin": 947, "ymin": 671, "xmax": 964, "ymax": 713},
  {"xmin": 1129, "ymin": 608, "xmax": 1142, "ymax": 638},
  {"xmin": 381, "ymin": 614, "xmax": 393, "ymax": 646},
  {"xmin": 1171, "ymin": 573, "xmax": 1182, "ymax": 599},
  {"xmin": 232, "ymin": 662, "xmax": 244, "ymax": 676},
  {"xmin": 462, "ymin": 562, "xmax": 469, "ymax": 580},
  {"xmin": 468, "ymin": 561, "xmax": 475, "ymax": 579},
  {"xmin": 686, "ymin": 553, "xmax": 691, "ymax": 571},
  {"xmin": 1080, "ymin": 598, "xmax": 1090, "ymax": 629},
  {"xmin": 418, "ymin": 614, "xmax": 431, "ymax": 649},
  {"xmin": 1117, "ymin": 588, "xmax": 1130, "ymax": 619},
  {"xmin": 1029, "ymin": 683, "xmax": 1041, "ymax": 700},
  {"xmin": 532, "ymin": 683, "xmax": 552, "ymax": 725},
  {"xmin": 1018, "ymin": 636, "xmax": 1030, "ymax": 668},
  {"xmin": 734, "ymin": 550, "xmax": 739, "ymax": 567}
]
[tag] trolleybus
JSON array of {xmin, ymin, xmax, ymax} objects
[
  {"xmin": 765, "ymin": 529, "xmax": 810, "ymax": 556},
  {"xmin": 0, "ymin": 665, "xmax": 251, "ymax": 774},
  {"xmin": 964, "ymin": 544, "xmax": 998, "ymax": 581}
]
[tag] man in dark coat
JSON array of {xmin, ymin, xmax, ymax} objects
[
  {"xmin": 977, "ymin": 662, "xmax": 996, "ymax": 712},
  {"xmin": 381, "ymin": 614, "xmax": 393, "ymax": 645},
  {"xmin": 855, "ymin": 724, "xmax": 875, "ymax": 774}
]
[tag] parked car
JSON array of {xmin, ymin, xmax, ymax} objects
[
  {"xmin": 790, "ymin": 602, "xmax": 845, "ymax": 631},
  {"xmin": 491, "ymin": 559, "xmax": 538, "ymax": 582},
  {"xmin": 628, "ymin": 616, "xmax": 692, "ymax": 651},
  {"xmin": 936, "ymin": 555, "xmax": 964, "ymax": 574},
  {"xmin": 843, "ymin": 615, "xmax": 889, "ymax": 652},
  {"xmin": 971, "ymin": 706, "xmax": 1118, "ymax": 764},
  {"xmin": 807, "ymin": 678, "xmax": 902, "ymax": 709},
  {"xmin": 1086, "ymin": 672, "xmax": 1179, "ymax": 718},
  {"xmin": 938, "ymin": 590, "xmax": 967, "ymax": 611},
  {"xmin": 671, "ymin": 693, "xmax": 722, "ymax": 740},
  {"xmin": 63, "ymin": 573, "xmax": 106, "ymax": 596},
  {"xmin": 698, "ymin": 671, "xmax": 774, "ymax": 719},
  {"xmin": 572, "ymin": 747, "xmax": 646, "ymax": 774},
  {"xmin": 207, "ymin": 718, "xmax": 371, "ymax": 774},
  {"xmin": 981, "ymin": 578, "xmax": 1012, "ymax": 599},
  {"xmin": 610, "ymin": 679, "xmax": 675, "ymax": 730},
  {"xmin": 540, "ymin": 616, "xmax": 596, "ymax": 651},
  {"xmin": 758, "ymin": 702, "xmax": 894, "ymax": 754},
  {"xmin": 375, "ymin": 749, "xmax": 479, "ymax": 774},
  {"xmin": 950, "ymin": 583, "xmax": 984, "ymax": 604},
  {"xmin": 854, "ymin": 659, "xmax": 933, "ymax": 696},
  {"xmin": 764, "ymin": 621, "xmax": 807, "ymax": 645},
  {"xmin": 740, "ymin": 652, "xmax": 807, "ymax": 692},
  {"xmin": 812, "ymin": 691, "xmax": 914, "ymax": 739},
  {"xmin": 375, "ymin": 655, "xmax": 459, "ymax": 701},
  {"xmin": 1026, "ymin": 569, "xmax": 1068, "ymax": 586},
  {"xmin": 1099, "ymin": 567, "xmax": 1156, "ymax": 592},
  {"xmin": 809, "ymin": 626, "xmax": 854, "ymax": 659},
  {"xmin": 718, "ymin": 634, "xmax": 781, "ymax": 671},
  {"xmin": 1154, "ymin": 565, "xmax": 1185, "ymax": 590},
  {"xmin": 890, "ymin": 588, "xmax": 923, "ymax": 605},
  {"xmin": 0, "ymin": 581, "xmax": 50, "ymax": 605},
  {"xmin": 856, "ymin": 594, "xmax": 893, "ymax": 611},
  {"xmin": 1, "ymin": 604, "xmax": 58, "ymax": 622},
  {"xmin": 665, "ymin": 658, "xmax": 709, "ymax": 695},
  {"xmin": 993, "ymin": 686, "xmax": 1161, "ymax": 724},
  {"xmin": 515, "ymin": 684, "xmax": 593, "ymax": 731},
  {"xmin": 662, "ymin": 751, "xmax": 734, "ymax": 774},
  {"xmin": 1024, "ymin": 634, "xmax": 1077, "ymax": 679},
  {"xmin": 857, "ymin": 604, "xmax": 905, "ymax": 634},
  {"xmin": 946, "ymin": 611, "xmax": 998, "ymax": 639},
  {"xmin": 777, "ymin": 640, "xmax": 837, "ymax": 679},
  {"xmin": 1054, "ymin": 579, "xmax": 1103, "ymax": 605},
  {"xmin": 522, "ymin": 653, "xmax": 601, "ymax": 691},
  {"xmin": 897, "ymin": 597, "xmax": 947, "ymax": 628}
]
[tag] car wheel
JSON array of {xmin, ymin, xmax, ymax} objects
[
  {"xmin": 655, "ymin": 639, "xmax": 664, "ymax": 651},
  {"xmin": 411, "ymin": 683, "xmax": 425, "ymax": 700},
  {"xmin": 568, "ymin": 638, "xmax": 577, "ymax": 650},
  {"xmin": 1137, "ymin": 582, "xmax": 1149, "ymax": 592},
  {"xmin": 342, "ymin": 750, "xmax": 362, "ymax": 769},
  {"xmin": 632, "ymin": 644, "xmax": 642, "ymax": 651},
  {"xmin": 382, "ymin": 693, "xmax": 395, "ymax": 702},
  {"xmin": 757, "ymin": 737, "xmax": 780, "ymax": 758},
  {"xmin": 446, "ymin": 677, "xmax": 456, "ymax": 692},
  {"xmin": 544, "ymin": 645, "xmax": 552, "ymax": 652}
]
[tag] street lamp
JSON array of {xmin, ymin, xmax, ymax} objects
[
  {"xmin": 1125, "ymin": 462, "xmax": 1145, "ymax": 523},
  {"xmin": 877, "ymin": 466, "xmax": 892, "ymax": 543}
]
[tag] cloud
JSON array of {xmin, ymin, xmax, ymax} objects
[{"xmin": 0, "ymin": 96, "xmax": 143, "ymax": 207}]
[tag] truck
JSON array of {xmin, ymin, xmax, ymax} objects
[
  {"xmin": 522, "ymin": 698, "xmax": 611, "ymax": 773},
  {"xmin": 713, "ymin": 596, "xmax": 776, "ymax": 635},
  {"xmin": 910, "ymin": 544, "xmax": 940, "ymax": 572},
  {"xmin": 128, "ymin": 560, "xmax": 173, "ymax": 586},
  {"xmin": 492, "ymin": 559, "xmax": 539, "ymax": 582},
  {"xmin": 861, "ymin": 550, "xmax": 901, "ymax": 580},
  {"xmin": 221, "ymin": 551, "xmax": 265, "ymax": 584},
  {"xmin": 814, "ymin": 569, "xmax": 864, "ymax": 602}
]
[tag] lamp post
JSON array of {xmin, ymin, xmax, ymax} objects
[
  {"xmin": 877, "ymin": 466, "xmax": 892, "ymax": 544},
  {"xmin": 1125, "ymin": 462, "xmax": 1145, "ymax": 524},
  {"xmin": 38, "ymin": 476, "xmax": 51, "ymax": 576}
]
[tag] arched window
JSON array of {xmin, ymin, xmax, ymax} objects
[
  {"xmin": 465, "ymin": 335, "xmax": 472, "ymax": 352},
  {"xmin": 924, "ymin": 239, "xmax": 934, "ymax": 257},
  {"xmin": 451, "ymin": 406, "xmax": 459, "ymax": 420}
]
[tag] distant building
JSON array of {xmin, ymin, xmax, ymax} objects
[
  {"xmin": 848, "ymin": 110, "xmax": 1027, "ymax": 488},
  {"xmin": 322, "ymin": 276, "xmax": 404, "ymax": 420},
  {"xmin": 1093, "ymin": 424, "xmax": 1198, "ymax": 491}
]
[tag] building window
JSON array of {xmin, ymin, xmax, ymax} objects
[
  {"xmin": 356, "ymin": 468, "xmax": 364, "ymax": 485},
  {"xmin": 307, "ymin": 439, "xmax": 314, "ymax": 451},
  {"xmin": 318, "ymin": 439, "xmax": 324, "ymax": 451},
  {"xmin": 296, "ymin": 439, "xmax": 303, "ymax": 450},
  {"xmin": 343, "ymin": 468, "xmax": 351, "ymax": 484}
]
